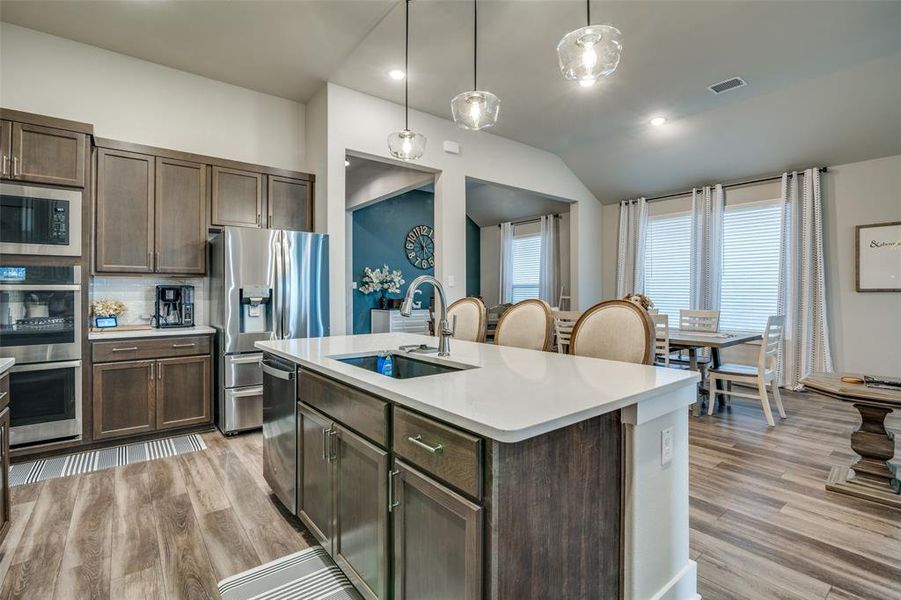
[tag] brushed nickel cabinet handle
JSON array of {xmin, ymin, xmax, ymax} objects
[
  {"xmin": 158, "ymin": 364, "xmax": 162, "ymax": 380},
  {"xmin": 112, "ymin": 347, "xmax": 138, "ymax": 352},
  {"xmin": 149, "ymin": 363, "xmax": 154, "ymax": 380},
  {"xmin": 172, "ymin": 343, "xmax": 196, "ymax": 348},
  {"xmin": 0, "ymin": 392, "xmax": 7, "ymax": 402},
  {"xmin": 321, "ymin": 427, "xmax": 328, "ymax": 461},
  {"xmin": 256, "ymin": 212, "xmax": 261, "ymax": 226},
  {"xmin": 407, "ymin": 434, "xmax": 444, "ymax": 455},
  {"xmin": 155, "ymin": 251, "xmax": 160, "ymax": 269},
  {"xmin": 1, "ymin": 155, "xmax": 8, "ymax": 176},
  {"xmin": 328, "ymin": 429, "xmax": 339, "ymax": 462},
  {"xmin": 11, "ymin": 156, "xmax": 19, "ymax": 177},
  {"xmin": 388, "ymin": 469, "xmax": 400, "ymax": 512}
]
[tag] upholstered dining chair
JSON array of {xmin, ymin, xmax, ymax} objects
[
  {"xmin": 569, "ymin": 300, "xmax": 655, "ymax": 365},
  {"xmin": 552, "ymin": 310, "xmax": 582, "ymax": 354},
  {"xmin": 447, "ymin": 297, "xmax": 487, "ymax": 343},
  {"xmin": 494, "ymin": 299, "xmax": 554, "ymax": 352},
  {"xmin": 707, "ymin": 315, "xmax": 786, "ymax": 427}
]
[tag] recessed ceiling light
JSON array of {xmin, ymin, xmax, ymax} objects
[
  {"xmin": 649, "ymin": 116, "xmax": 666, "ymax": 126},
  {"xmin": 578, "ymin": 78, "xmax": 596, "ymax": 88},
  {"xmin": 344, "ymin": 159, "xmax": 350, "ymax": 167},
  {"xmin": 388, "ymin": 69, "xmax": 405, "ymax": 81}
]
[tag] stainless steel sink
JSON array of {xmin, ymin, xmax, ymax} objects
[{"xmin": 332, "ymin": 352, "xmax": 473, "ymax": 379}]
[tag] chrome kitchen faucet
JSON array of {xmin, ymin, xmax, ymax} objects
[{"xmin": 400, "ymin": 275, "xmax": 453, "ymax": 357}]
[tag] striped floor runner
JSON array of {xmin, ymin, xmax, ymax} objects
[
  {"xmin": 218, "ymin": 546, "xmax": 362, "ymax": 600},
  {"xmin": 9, "ymin": 433, "xmax": 206, "ymax": 487}
]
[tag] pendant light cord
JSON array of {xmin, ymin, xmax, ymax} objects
[
  {"xmin": 473, "ymin": 0, "xmax": 478, "ymax": 91},
  {"xmin": 404, "ymin": 0, "xmax": 410, "ymax": 131},
  {"xmin": 586, "ymin": 0, "xmax": 590, "ymax": 26}
]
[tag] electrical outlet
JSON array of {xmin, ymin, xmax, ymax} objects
[
  {"xmin": 447, "ymin": 275, "xmax": 456, "ymax": 287},
  {"xmin": 661, "ymin": 427, "xmax": 673, "ymax": 466},
  {"xmin": 352, "ymin": 281, "xmax": 358, "ymax": 290}
]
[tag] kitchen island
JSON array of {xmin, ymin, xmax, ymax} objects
[{"xmin": 257, "ymin": 332, "xmax": 700, "ymax": 600}]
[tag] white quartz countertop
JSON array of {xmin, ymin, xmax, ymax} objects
[
  {"xmin": 0, "ymin": 357, "xmax": 14, "ymax": 377},
  {"xmin": 257, "ymin": 333, "xmax": 698, "ymax": 443},
  {"xmin": 88, "ymin": 326, "xmax": 215, "ymax": 341}
]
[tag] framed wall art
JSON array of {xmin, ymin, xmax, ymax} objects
[{"xmin": 856, "ymin": 221, "xmax": 901, "ymax": 292}]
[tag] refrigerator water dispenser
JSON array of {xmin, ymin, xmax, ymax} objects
[{"xmin": 239, "ymin": 286, "xmax": 272, "ymax": 333}]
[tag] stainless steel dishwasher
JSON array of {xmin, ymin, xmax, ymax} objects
[{"xmin": 261, "ymin": 352, "xmax": 297, "ymax": 514}]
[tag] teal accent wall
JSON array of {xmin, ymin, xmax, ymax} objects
[
  {"xmin": 466, "ymin": 217, "xmax": 481, "ymax": 297},
  {"xmin": 352, "ymin": 189, "xmax": 434, "ymax": 334}
]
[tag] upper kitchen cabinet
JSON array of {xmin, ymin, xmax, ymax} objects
[
  {"xmin": 155, "ymin": 157, "xmax": 207, "ymax": 274},
  {"xmin": 268, "ymin": 176, "xmax": 312, "ymax": 232},
  {"xmin": 7, "ymin": 122, "xmax": 87, "ymax": 187},
  {"xmin": 211, "ymin": 166, "xmax": 263, "ymax": 228},
  {"xmin": 95, "ymin": 148, "xmax": 155, "ymax": 273}
]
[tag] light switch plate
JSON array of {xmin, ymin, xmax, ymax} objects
[
  {"xmin": 352, "ymin": 281, "xmax": 358, "ymax": 290},
  {"xmin": 661, "ymin": 427, "xmax": 673, "ymax": 466},
  {"xmin": 447, "ymin": 275, "xmax": 456, "ymax": 287}
]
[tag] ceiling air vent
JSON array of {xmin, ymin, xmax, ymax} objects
[{"xmin": 708, "ymin": 76, "xmax": 747, "ymax": 94}]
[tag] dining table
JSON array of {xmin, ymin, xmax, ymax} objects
[{"xmin": 668, "ymin": 329, "xmax": 763, "ymax": 416}]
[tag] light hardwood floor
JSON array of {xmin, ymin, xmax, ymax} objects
[{"xmin": 0, "ymin": 389, "xmax": 898, "ymax": 599}]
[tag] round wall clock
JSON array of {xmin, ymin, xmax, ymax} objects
[{"xmin": 405, "ymin": 224, "xmax": 435, "ymax": 270}]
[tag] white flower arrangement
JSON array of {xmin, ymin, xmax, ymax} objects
[{"xmin": 359, "ymin": 265, "xmax": 405, "ymax": 295}]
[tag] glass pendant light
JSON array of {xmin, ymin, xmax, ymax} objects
[
  {"xmin": 388, "ymin": 0, "xmax": 426, "ymax": 160},
  {"xmin": 451, "ymin": 0, "xmax": 500, "ymax": 130},
  {"xmin": 557, "ymin": 0, "xmax": 622, "ymax": 87}
]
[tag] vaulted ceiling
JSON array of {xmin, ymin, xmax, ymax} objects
[{"xmin": 3, "ymin": 1, "xmax": 900, "ymax": 202}]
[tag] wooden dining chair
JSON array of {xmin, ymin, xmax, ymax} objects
[
  {"xmin": 552, "ymin": 310, "xmax": 582, "ymax": 354},
  {"xmin": 447, "ymin": 297, "xmax": 487, "ymax": 343},
  {"xmin": 707, "ymin": 315, "xmax": 786, "ymax": 426},
  {"xmin": 651, "ymin": 313, "xmax": 671, "ymax": 366},
  {"xmin": 679, "ymin": 309, "xmax": 720, "ymax": 332},
  {"xmin": 494, "ymin": 299, "xmax": 554, "ymax": 352},
  {"xmin": 569, "ymin": 300, "xmax": 654, "ymax": 365}
]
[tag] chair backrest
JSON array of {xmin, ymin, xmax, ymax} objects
[
  {"xmin": 494, "ymin": 299, "xmax": 554, "ymax": 352},
  {"xmin": 447, "ymin": 297, "xmax": 487, "ymax": 343},
  {"xmin": 570, "ymin": 300, "xmax": 655, "ymax": 365},
  {"xmin": 553, "ymin": 310, "xmax": 582, "ymax": 354},
  {"xmin": 679, "ymin": 309, "xmax": 720, "ymax": 332},
  {"xmin": 651, "ymin": 313, "xmax": 670, "ymax": 366},
  {"xmin": 758, "ymin": 315, "xmax": 785, "ymax": 376}
]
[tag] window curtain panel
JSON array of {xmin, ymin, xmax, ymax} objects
[
  {"xmin": 689, "ymin": 184, "xmax": 724, "ymax": 311},
  {"xmin": 777, "ymin": 169, "xmax": 833, "ymax": 389},
  {"xmin": 538, "ymin": 214, "xmax": 559, "ymax": 305},
  {"xmin": 615, "ymin": 197, "xmax": 648, "ymax": 297},
  {"xmin": 499, "ymin": 221, "xmax": 515, "ymax": 304}
]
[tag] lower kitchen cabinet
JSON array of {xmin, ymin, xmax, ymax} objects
[
  {"xmin": 392, "ymin": 460, "xmax": 482, "ymax": 600},
  {"xmin": 333, "ymin": 424, "xmax": 389, "ymax": 600},
  {"xmin": 156, "ymin": 356, "xmax": 211, "ymax": 429},
  {"xmin": 92, "ymin": 360, "xmax": 156, "ymax": 440},
  {"xmin": 0, "ymin": 406, "xmax": 10, "ymax": 544},
  {"xmin": 297, "ymin": 403, "xmax": 334, "ymax": 549}
]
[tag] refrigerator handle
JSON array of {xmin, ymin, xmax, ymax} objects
[{"xmin": 273, "ymin": 230, "xmax": 283, "ymax": 340}]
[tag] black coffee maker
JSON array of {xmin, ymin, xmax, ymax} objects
[{"xmin": 154, "ymin": 285, "xmax": 194, "ymax": 328}]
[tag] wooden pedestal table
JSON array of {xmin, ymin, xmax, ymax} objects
[{"xmin": 801, "ymin": 373, "xmax": 900, "ymax": 508}]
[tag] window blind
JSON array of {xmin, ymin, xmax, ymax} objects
[
  {"xmin": 720, "ymin": 201, "xmax": 782, "ymax": 331},
  {"xmin": 644, "ymin": 213, "xmax": 691, "ymax": 327},
  {"xmin": 511, "ymin": 233, "xmax": 540, "ymax": 302}
]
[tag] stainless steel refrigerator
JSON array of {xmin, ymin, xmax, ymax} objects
[{"xmin": 210, "ymin": 227, "xmax": 328, "ymax": 434}]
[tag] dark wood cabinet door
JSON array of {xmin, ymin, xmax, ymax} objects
[
  {"xmin": 155, "ymin": 157, "xmax": 207, "ymax": 274},
  {"xmin": 156, "ymin": 355, "xmax": 211, "ymax": 430},
  {"xmin": 211, "ymin": 166, "xmax": 263, "ymax": 228},
  {"xmin": 333, "ymin": 425, "xmax": 389, "ymax": 600},
  {"xmin": 95, "ymin": 148, "xmax": 155, "ymax": 273},
  {"xmin": 267, "ymin": 176, "xmax": 312, "ymax": 232},
  {"xmin": 0, "ymin": 407, "xmax": 10, "ymax": 545},
  {"xmin": 0, "ymin": 120, "xmax": 11, "ymax": 180},
  {"xmin": 297, "ymin": 403, "xmax": 334, "ymax": 553},
  {"xmin": 92, "ymin": 361, "xmax": 156, "ymax": 440},
  {"xmin": 393, "ymin": 460, "xmax": 482, "ymax": 600},
  {"xmin": 11, "ymin": 122, "xmax": 86, "ymax": 187}
]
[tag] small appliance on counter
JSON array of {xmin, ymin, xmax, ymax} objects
[{"xmin": 154, "ymin": 285, "xmax": 194, "ymax": 328}]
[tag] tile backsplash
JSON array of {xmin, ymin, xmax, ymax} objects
[{"xmin": 90, "ymin": 276, "xmax": 209, "ymax": 326}]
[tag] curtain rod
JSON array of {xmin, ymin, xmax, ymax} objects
[
  {"xmin": 640, "ymin": 167, "xmax": 828, "ymax": 203},
  {"xmin": 497, "ymin": 214, "xmax": 562, "ymax": 228}
]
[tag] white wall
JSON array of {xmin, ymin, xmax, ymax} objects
[
  {"xmin": 824, "ymin": 155, "xmax": 901, "ymax": 376},
  {"xmin": 0, "ymin": 23, "xmax": 305, "ymax": 170},
  {"xmin": 601, "ymin": 155, "xmax": 901, "ymax": 375},
  {"xmin": 316, "ymin": 83, "xmax": 603, "ymax": 335}
]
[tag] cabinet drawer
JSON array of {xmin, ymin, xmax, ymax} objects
[
  {"xmin": 92, "ymin": 335, "xmax": 211, "ymax": 362},
  {"xmin": 299, "ymin": 370, "xmax": 388, "ymax": 447},
  {"xmin": 0, "ymin": 373, "xmax": 8, "ymax": 413},
  {"xmin": 393, "ymin": 407, "xmax": 482, "ymax": 499}
]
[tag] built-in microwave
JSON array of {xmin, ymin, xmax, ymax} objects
[{"xmin": 0, "ymin": 182, "xmax": 82, "ymax": 257}]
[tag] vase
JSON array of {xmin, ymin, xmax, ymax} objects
[{"xmin": 378, "ymin": 294, "xmax": 389, "ymax": 310}]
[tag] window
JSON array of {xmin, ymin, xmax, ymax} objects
[
  {"xmin": 511, "ymin": 233, "xmax": 540, "ymax": 302},
  {"xmin": 720, "ymin": 200, "xmax": 782, "ymax": 331},
  {"xmin": 644, "ymin": 212, "xmax": 691, "ymax": 327}
]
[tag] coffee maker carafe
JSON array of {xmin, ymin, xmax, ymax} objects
[{"xmin": 154, "ymin": 285, "xmax": 194, "ymax": 328}]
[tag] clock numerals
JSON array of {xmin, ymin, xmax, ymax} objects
[{"xmin": 404, "ymin": 224, "xmax": 434, "ymax": 270}]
